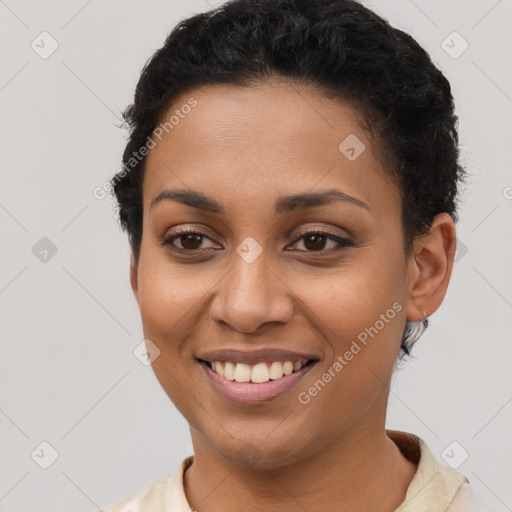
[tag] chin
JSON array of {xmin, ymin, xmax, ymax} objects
[{"xmin": 203, "ymin": 422, "xmax": 322, "ymax": 470}]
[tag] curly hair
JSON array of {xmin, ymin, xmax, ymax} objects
[{"xmin": 111, "ymin": 0, "xmax": 466, "ymax": 358}]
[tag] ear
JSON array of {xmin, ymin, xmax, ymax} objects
[
  {"xmin": 405, "ymin": 212, "xmax": 457, "ymax": 322},
  {"xmin": 130, "ymin": 254, "xmax": 140, "ymax": 305}
]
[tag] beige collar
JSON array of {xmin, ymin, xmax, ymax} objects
[
  {"xmin": 162, "ymin": 430, "xmax": 467, "ymax": 511},
  {"xmin": 387, "ymin": 430, "xmax": 468, "ymax": 511}
]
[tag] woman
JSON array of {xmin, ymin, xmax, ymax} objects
[{"xmin": 103, "ymin": 0, "xmax": 492, "ymax": 510}]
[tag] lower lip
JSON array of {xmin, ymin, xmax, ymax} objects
[{"xmin": 200, "ymin": 361, "xmax": 317, "ymax": 405}]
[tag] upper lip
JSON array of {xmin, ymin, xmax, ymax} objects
[{"xmin": 197, "ymin": 348, "xmax": 320, "ymax": 365}]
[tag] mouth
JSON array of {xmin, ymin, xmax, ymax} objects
[{"xmin": 196, "ymin": 350, "xmax": 319, "ymax": 404}]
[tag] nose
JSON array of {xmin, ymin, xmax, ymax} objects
[{"xmin": 209, "ymin": 249, "xmax": 294, "ymax": 334}]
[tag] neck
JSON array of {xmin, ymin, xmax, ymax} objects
[{"xmin": 184, "ymin": 416, "xmax": 417, "ymax": 512}]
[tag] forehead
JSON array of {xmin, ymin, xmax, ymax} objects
[{"xmin": 143, "ymin": 79, "xmax": 399, "ymax": 217}]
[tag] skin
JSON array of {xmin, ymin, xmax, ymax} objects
[{"xmin": 129, "ymin": 78, "xmax": 457, "ymax": 511}]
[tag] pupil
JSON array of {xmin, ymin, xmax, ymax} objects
[
  {"xmin": 305, "ymin": 234, "xmax": 325, "ymax": 251},
  {"xmin": 182, "ymin": 234, "xmax": 202, "ymax": 249}
]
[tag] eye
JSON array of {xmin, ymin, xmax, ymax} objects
[
  {"xmin": 288, "ymin": 228, "xmax": 354, "ymax": 253},
  {"xmin": 161, "ymin": 227, "xmax": 354, "ymax": 255},
  {"xmin": 161, "ymin": 228, "xmax": 219, "ymax": 252}
]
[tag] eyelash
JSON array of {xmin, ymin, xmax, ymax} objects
[{"xmin": 160, "ymin": 227, "xmax": 354, "ymax": 255}]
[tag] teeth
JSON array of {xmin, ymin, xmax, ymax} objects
[
  {"xmin": 234, "ymin": 363, "xmax": 251, "ymax": 383},
  {"xmin": 209, "ymin": 360, "xmax": 308, "ymax": 383},
  {"xmin": 214, "ymin": 361, "xmax": 224, "ymax": 378},
  {"xmin": 251, "ymin": 362, "xmax": 269, "ymax": 383},
  {"xmin": 269, "ymin": 361, "xmax": 283, "ymax": 380},
  {"xmin": 224, "ymin": 361, "xmax": 235, "ymax": 380},
  {"xmin": 282, "ymin": 361, "xmax": 293, "ymax": 375}
]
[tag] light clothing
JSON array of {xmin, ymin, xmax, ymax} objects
[{"xmin": 100, "ymin": 430, "xmax": 493, "ymax": 512}]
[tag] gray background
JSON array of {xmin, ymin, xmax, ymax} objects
[{"xmin": 0, "ymin": 0, "xmax": 511, "ymax": 510}]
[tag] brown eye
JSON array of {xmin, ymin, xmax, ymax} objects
[
  {"xmin": 302, "ymin": 233, "xmax": 329, "ymax": 251},
  {"xmin": 175, "ymin": 233, "xmax": 204, "ymax": 250},
  {"xmin": 161, "ymin": 229, "xmax": 218, "ymax": 252},
  {"xmin": 160, "ymin": 227, "xmax": 353, "ymax": 256},
  {"xmin": 289, "ymin": 229, "xmax": 354, "ymax": 253}
]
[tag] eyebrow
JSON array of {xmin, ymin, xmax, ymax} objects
[{"xmin": 149, "ymin": 188, "xmax": 372, "ymax": 215}]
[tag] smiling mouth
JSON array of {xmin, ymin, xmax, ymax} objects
[{"xmin": 198, "ymin": 359, "xmax": 317, "ymax": 384}]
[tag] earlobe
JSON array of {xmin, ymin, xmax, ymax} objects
[
  {"xmin": 404, "ymin": 213, "xmax": 457, "ymax": 323},
  {"xmin": 130, "ymin": 256, "xmax": 139, "ymax": 304}
]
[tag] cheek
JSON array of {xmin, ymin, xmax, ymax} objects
[
  {"xmin": 289, "ymin": 257, "xmax": 406, "ymax": 403},
  {"xmin": 293, "ymin": 258, "xmax": 405, "ymax": 345},
  {"xmin": 291, "ymin": 277, "xmax": 404, "ymax": 436},
  {"xmin": 135, "ymin": 250, "xmax": 212, "ymax": 419},
  {"xmin": 136, "ymin": 251, "xmax": 213, "ymax": 338}
]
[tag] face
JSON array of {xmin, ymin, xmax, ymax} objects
[{"xmin": 130, "ymin": 79, "xmax": 449, "ymax": 469}]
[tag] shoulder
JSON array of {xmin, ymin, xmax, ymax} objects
[
  {"xmin": 448, "ymin": 482, "xmax": 496, "ymax": 512},
  {"xmin": 100, "ymin": 480, "xmax": 167, "ymax": 512}
]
